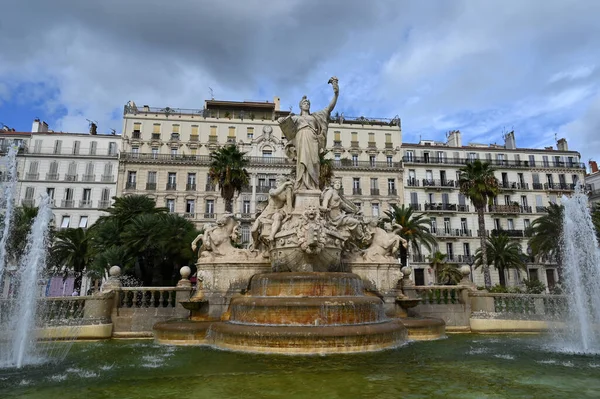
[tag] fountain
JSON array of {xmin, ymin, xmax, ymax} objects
[
  {"xmin": 558, "ymin": 186, "xmax": 600, "ymax": 353},
  {"xmin": 154, "ymin": 77, "xmax": 445, "ymax": 353},
  {"xmin": 0, "ymin": 146, "xmax": 18, "ymax": 287}
]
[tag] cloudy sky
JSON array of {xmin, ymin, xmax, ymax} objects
[{"xmin": 1, "ymin": 0, "xmax": 599, "ymax": 166}]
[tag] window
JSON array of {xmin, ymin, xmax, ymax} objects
[
  {"xmin": 90, "ymin": 141, "xmax": 97, "ymax": 155},
  {"xmin": 151, "ymin": 147, "xmax": 159, "ymax": 158},
  {"xmin": 388, "ymin": 179, "xmax": 396, "ymax": 191},
  {"xmin": 243, "ymin": 200, "xmax": 251, "ymax": 214},
  {"xmin": 351, "ymin": 132, "xmax": 358, "ymax": 142},
  {"xmin": 262, "ymin": 149, "xmax": 272, "ymax": 157},
  {"xmin": 408, "ymin": 169, "xmax": 416, "ymax": 185},
  {"xmin": 463, "ymin": 243, "xmax": 471, "ymax": 257},
  {"xmin": 53, "ymin": 140, "xmax": 62, "ymax": 154},
  {"xmin": 543, "ymin": 155, "xmax": 549, "ymax": 167},
  {"xmin": 334, "ymin": 153, "xmax": 341, "ymax": 161},
  {"xmin": 410, "ymin": 192, "xmax": 418, "ymax": 205},
  {"xmin": 166, "ymin": 199, "xmax": 175, "ymax": 213},
  {"xmin": 133, "ymin": 122, "xmax": 141, "ymax": 132},
  {"xmin": 387, "ymin": 155, "xmax": 393, "ymax": 165},
  {"xmin": 187, "ymin": 173, "xmax": 196, "ymax": 185},
  {"xmin": 334, "ymin": 131, "xmax": 341, "ymax": 142},
  {"xmin": 354, "ymin": 202, "xmax": 362, "ymax": 211},
  {"xmin": 518, "ymin": 173, "xmax": 525, "ymax": 185},
  {"xmin": 494, "ymin": 219, "xmax": 501, "ymax": 230},
  {"xmin": 351, "ymin": 154, "xmax": 358, "ymax": 165},
  {"xmin": 228, "ymin": 126, "xmax": 236, "ymax": 138},
  {"xmin": 172, "ymin": 124, "xmax": 180, "ymax": 134},
  {"xmin": 210, "ymin": 126, "xmax": 217, "ymax": 140},
  {"xmin": 186, "ymin": 200, "xmax": 195, "ymax": 214},
  {"xmin": 521, "ymin": 195, "xmax": 528, "ymax": 207},
  {"xmin": 430, "ymin": 217, "xmax": 437, "ymax": 233},
  {"xmin": 101, "ymin": 188, "xmax": 110, "ymax": 203},
  {"xmin": 47, "ymin": 161, "xmax": 58, "ymax": 178},
  {"xmin": 73, "ymin": 140, "xmax": 81, "ymax": 155},
  {"xmin": 33, "ymin": 139, "xmax": 42, "ymax": 153},
  {"xmin": 549, "ymin": 194, "xmax": 557, "ymax": 204},
  {"xmin": 528, "ymin": 155, "xmax": 536, "ymax": 167},
  {"xmin": 205, "ymin": 199, "xmax": 215, "ymax": 214},
  {"xmin": 168, "ymin": 172, "xmax": 177, "ymax": 185},
  {"xmin": 446, "ymin": 243, "xmax": 454, "ymax": 260},
  {"xmin": 369, "ymin": 155, "xmax": 376, "ymax": 166},
  {"xmin": 370, "ymin": 178, "xmax": 378, "ymax": 189},
  {"xmin": 460, "ymin": 218, "xmax": 468, "ymax": 233},
  {"xmin": 524, "ymin": 219, "xmax": 531, "ymax": 229},
  {"xmin": 352, "ymin": 178, "xmax": 360, "ymax": 189},
  {"xmin": 546, "ymin": 174, "xmax": 554, "ymax": 185},
  {"xmin": 436, "ymin": 151, "xmax": 446, "ymax": 163},
  {"xmin": 108, "ymin": 142, "xmax": 117, "ymax": 156},
  {"xmin": 371, "ymin": 203, "xmax": 379, "ymax": 217},
  {"xmin": 153, "ymin": 123, "xmax": 161, "ymax": 134},
  {"xmin": 132, "ymin": 146, "xmax": 139, "ymax": 157},
  {"xmin": 443, "ymin": 217, "xmax": 451, "ymax": 233},
  {"xmin": 82, "ymin": 189, "xmax": 91, "ymax": 202},
  {"xmin": 405, "ymin": 150, "xmax": 414, "ymax": 162},
  {"xmin": 64, "ymin": 188, "xmax": 73, "ymax": 201},
  {"xmin": 504, "ymin": 195, "xmax": 511, "ymax": 205},
  {"xmin": 171, "ymin": 147, "xmax": 178, "ymax": 156},
  {"xmin": 24, "ymin": 187, "xmax": 34, "ymax": 199},
  {"xmin": 247, "ymin": 127, "xmax": 254, "ymax": 139},
  {"xmin": 368, "ymin": 132, "xmax": 375, "ymax": 144},
  {"xmin": 191, "ymin": 125, "xmax": 199, "ymax": 138},
  {"xmin": 468, "ymin": 152, "xmax": 477, "ymax": 162},
  {"xmin": 127, "ymin": 171, "xmax": 137, "ymax": 183},
  {"xmin": 60, "ymin": 216, "xmax": 71, "ymax": 229},
  {"xmin": 79, "ymin": 216, "xmax": 88, "ymax": 228},
  {"xmin": 507, "ymin": 219, "xmax": 514, "ymax": 230},
  {"xmin": 385, "ymin": 133, "xmax": 392, "ymax": 143},
  {"xmin": 46, "ymin": 187, "xmax": 55, "ymax": 199},
  {"xmin": 147, "ymin": 171, "xmax": 157, "ymax": 186}
]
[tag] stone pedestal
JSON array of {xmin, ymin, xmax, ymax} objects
[
  {"xmin": 293, "ymin": 189, "xmax": 321, "ymax": 213},
  {"xmin": 347, "ymin": 261, "xmax": 402, "ymax": 316}
]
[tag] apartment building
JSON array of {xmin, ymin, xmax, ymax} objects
[
  {"xmin": 118, "ymin": 99, "xmax": 403, "ymax": 242},
  {"xmin": 17, "ymin": 120, "xmax": 120, "ymax": 229},
  {"xmin": 586, "ymin": 161, "xmax": 600, "ymax": 206},
  {"xmin": 402, "ymin": 130, "xmax": 586, "ymax": 289}
]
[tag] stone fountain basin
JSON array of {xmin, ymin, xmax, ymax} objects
[
  {"xmin": 395, "ymin": 298, "xmax": 422, "ymax": 309},
  {"xmin": 180, "ymin": 300, "xmax": 208, "ymax": 311},
  {"xmin": 249, "ymin": 272, "xmax": 364, "ymax": 297},
  {"xmin": 229, "ymin": 295, "xmax": 384, "ymax": 325}
]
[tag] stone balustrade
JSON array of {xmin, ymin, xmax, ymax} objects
[{"xmin": 412, "ymin": 285, "xmax": 468, "ymax": 305}]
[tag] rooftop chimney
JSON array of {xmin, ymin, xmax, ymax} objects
[
  {"xmin": 590, "ymin": 160, "xmax": 598, "ymax": 174},
  {"xmin": 446, "ymin": 130, "xmax": 462, "ymax": 147},
  {"xmin": 31, "ymin": 118, "xmax": 40, "ymax": 133},
  {"xmin": 557, "ymin": 138, "xmax": 568, "ymax": 151},
  {"xmin": 90, "ymin": 122, "xmax": 97, "ymax": 135},
  {"xmin": 273, "ymin": 96, "xmax": 281, "ymax": 111},
  {"xmin": 504, "ymin": 131, "xmax": 516, "ymax": 150}
]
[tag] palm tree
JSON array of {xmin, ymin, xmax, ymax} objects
[
  {"xmin": 103, "ymin": 194, "xmax": 166, "ymax": 224},
  {"xmin": 383, "ymin": 204, "xmax": 437, "ymax": 266},
  {"xmin": 458, "ymin": 159, "xmax": 499, "ymax": 289},
  {"xmin": 592, "ymin": 204, "xmax": 600, "ymax": 245},
  {"xmin": 528, "ymin": 203, "xmax": 564, "ymax": 271},
  {"xmin": 475, "ymin": 234, "xmax": 525, "ymax": 287},
  {"xmin": 319, "ymin": 150, "xmax": 334, "ymax": 189},
  {"xmin": 438, "ymin": 264, "xmax": 463, "ymax": 285},
  {"xmin": 428, "ymin": 251, "xmax": 446, "ymax": 284},
  {"xmin": 209, "ymin": 145, "xmax": 250, "ymax": 213},
  {"xmin": 51, "ymin": 228, "xmax": 92, "ymax": 290}
]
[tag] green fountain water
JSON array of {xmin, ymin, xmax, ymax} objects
[{"xmin": 1, "ymin": 335, "xmax": 599, "ymax": 399}]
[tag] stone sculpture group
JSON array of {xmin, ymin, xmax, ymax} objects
[{"xmin": 193, "ymin": 77, "xmax": 407, "ymax": 271}]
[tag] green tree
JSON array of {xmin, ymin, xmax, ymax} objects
[
  {"xmin": 474, "ymin": 234, "xmax": 525, "ymax": 287},
  {"xmin": 592, "ymin": 204, "xmax": 600, "ymax": 245},
  {"xmin": 458, "ymin": 159, "xmax": 499, "ymax": 289},
  {"xmin": 528, "ymin": 203, "xmax": 564, "ymax": 271},
  {"xmin": 383, "ymin": 204, "xmax": 437, "ymax": 266},
  {"xmin": 319, "ymin": 150, "xmax": 334, "ymax": 190},
  {"xmin": 209, "ymin": 145, "xmax": 250, "ymax": 213},
  {"xmin": 428, "ymin": 251, "xmax": 446, "ymax": 284},
  {"xmin": 51, "ymin": 228, "xmax": 92, "ymax": 290}
]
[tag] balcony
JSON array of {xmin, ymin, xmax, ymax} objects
[
  {"xmin": 532, "ymin": 183, "xmax": 544, "ymax": 190},
  {"xmin": 101, "ymin": 175, "xmax": 114, "ymax": 182},
  {"xmin": 22, "ymin": 199, "xmax": 35, "ymax": 207},
  {"xmin": 205, "ymin": 184, "xmax": 216, "ymax": 191},
  {"xmin": 457, "ymin": 204, "xmax": 470, "ymax": 212},
  {"xmin": 61, "ymin": 200, "xmax": 75, "ymax": 208},
  {"xmin": 186, "ymin": 183, "xmax": 197, "ymax": 191},
  {"xmin": 79, "ymin": 200, "xmax": 93, "ymax": 208},
  {"xmin": 488, "ymin": 204, "xmax": 521, "ymax": 214},
  {"xmin": 406, "ymin": 179, "xmax": 419, "ymax": 187},
  {"xmin": 151, "ymin": 133, "xmax": 161, "ymax": 140},
  {"xmin": 408, "ymin": 203, "xmax": 421, "ymax": 211},
  {"xmin": 166, "ymin": 183, "xmax": 177, "ymax": 190},
  {"xmin": 208, "ymin": 135, "xmax": 218, "ymax": 143},
  {"xmin": 46, "ymin": 173, "xmax": 59, "ymax": 181},
  {"xmin": 402, "ymin": 155, "xmax": 585, "ymax": 170},
  {"xmin": 333, "ymin": 140, "xmax": 342, "ymax": 148},
  {"xmin": 424, "ymin": 203, "xmax": 458, "ymax": 212},
  {"xmin": 432, "ymin": 228, "xmax": 472, "ymax": 238},
  {"xmin": 456, "ymin": 255, "xmax": 475, "ymax": 264},
  {"xmin": 385, "ymin": 142, "xmax": 393, "ymax": 149},
  {"xmin": 422, "ymin": 179, "xmax": 456, "ymax": 189},
  {"xmin": 498, "ymin": 182, "xmax": 529, "ymax": 190},
  {"xmin": 189, "ymin": 135, "xmax": 199, "ymax": 142},
  {"xmin": 125, "ymin": 182, "xmax": 137, "ymax": 190},
  {"xmin": 521, "ymin": 206, "xmax": 533, "ymax": 213},
  {"xmin": 146, "ymin": 182, "xmax": 157, "ymax": 190},
  {"xmin": 367, "ymin": 141, "xmax": 377, "ymax": 149},
  {"xmin": 240, "ymin": 213, "xmax": 254, "ymax": 219},
  {"xmin": 241, "ymin": 185, "xmax": 252, "ymax": 193},
  {"xmin": 370, "ymin": 188, "xmax": 380, "ymax": 196},
  {"xmin": 98, "ymin": 200, "xmax": 111, "ymax": 209},
  {"xmin": 535, "ymin": 206, "xmax": 548, "ymax": 213},
  {"xmin": 412, "ymin": 254, "xmax": 428, "ymax": 263},
  {"xmin": 203, "ymin": 213, "xmax": 216, "ymax": 219},
  {"xmin": 226, "ymin": 137, "xmax": 236, "ymax": 144},
  {"xmin": 545, "ymin": 183, "xmax": 574, "ymax": 191},
  {"xmin": 82, "ymin": 174, "xmax": 96, "ymax": 182},
  {"xmin": 352, "ymin": 188, "xmax": 362, "ymax": 195},
  {"xmin": 132, "ymin": 131, "xmax": 141, "ymax": 139},
  {"xmin": 256, "ymin": 185, "xmax": 274, "ymax": 194},
  {"xmin": 64, "ymin": 174, "xmax": 78, "ymax": 182},
  {"xmin": 350, "ymin": 141, "xmax": 359, "ymax": 148},
  {"xmin": 491, "ymin": 229, "xmax": 524, "ymax": 238},
  {"xmin": 183, "ymin": 212, "xmax": 195, "ymax": 219},
  {"xmin": 170, "ymin": 133, "xmax": 180, "ymax": 141},
  {"xmin": 388, "ymin": 189, "xmax": 397, "ymax": 196}
]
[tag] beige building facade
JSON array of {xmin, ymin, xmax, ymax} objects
[
  {"xmin": 118, "ymin": 99, "xmax": 403, "ymax": 242},
  {"xmin": 403, "ymin": 130, "xmax": 587, "ymax": 289}
]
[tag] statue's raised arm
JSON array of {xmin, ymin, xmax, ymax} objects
[{"xmin": 325, "ymin": 77, "xmax": 339, "ymax": 114}]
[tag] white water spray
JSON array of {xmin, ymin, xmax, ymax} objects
[
  {"xmin": 0, "ymin": 146, "xmax": 19, "ymax": 286},
  {"xmin": 559, "ymin": 186, "xmax": 600, "ymax": 353},
  {"xmin": 0, "ymin": 194, "xmax": 53, "ymax": 368}
]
